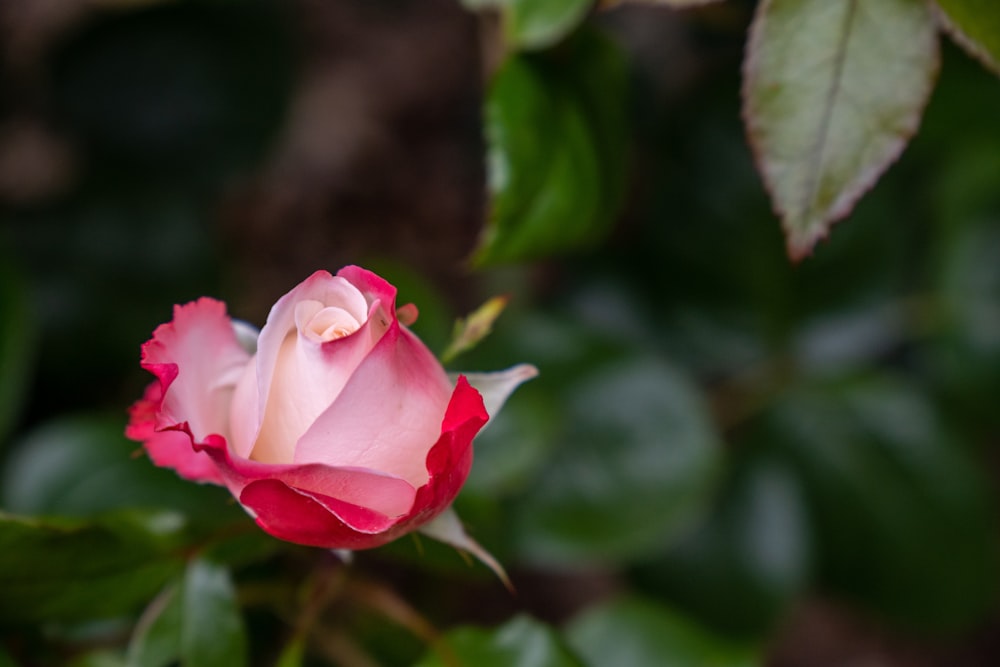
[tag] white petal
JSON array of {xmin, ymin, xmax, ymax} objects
[{"xmin": 451, "ymin": 364, "xmax": 538, "ymax": 422}]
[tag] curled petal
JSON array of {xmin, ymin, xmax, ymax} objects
[{"xmin": 127, "ymin": 298, "xmax": 251, "ymax": 484}]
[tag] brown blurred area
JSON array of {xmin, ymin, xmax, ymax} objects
[{"xmin": 0, "ymin": 0, "xmax": 486, "ymax": 322}]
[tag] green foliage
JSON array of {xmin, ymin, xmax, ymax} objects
[
  {"xmin": 0, "ymin": 511, "xmax": 187, "ymax": 625},
  {"xmin": 476, "ymin": 28, "xmax": 629, "ymax": 264},
  {"xmin": 743, "ymin": 0, "xmax": 940, "ymax": 259},
  {"xmin": 935, "ymin": 0, "xmax": 1000, "ymax": 74},
  {"xmin": 766, "ymin": 376, "xmax": 999, "ymax": 630},
  {"xmin": 415, "ymin": 616, "xmax": 582, "ymax": 667},
  {"xmin": 1, "ymin": 414, "xmax": 240, "ymax": 522},
  {"xmin": 565, "ymin": 596, "xmax": 759, "ymax": 667}
]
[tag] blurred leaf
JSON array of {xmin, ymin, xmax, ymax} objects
[
  {"xmin": 512, "ymin": 356, "xmax": 722, "ymax": 564},
  {"xmin": 1, "ymin": 414, "xmax": 241, "ymax": 525},
  {"xmin": 464, "ymin": 388, "xmax": 560, "ymax": 496},
  {"xmin": 935, "ymin": 0, "xmax": 1000, "ymax": 75},
  {"xmin": 476, "ymin": 29, "xmax": 628, "ymax": 265},
  {"xmin": 504, "ymin": 0, "xmax": 593, "ymax": 50},
  {"xmin": 743, "ymin": 0, "xmax": 939, "ymax": 259},
  {"xmin": 632, "ymin": 451, "xmax": 812, "ymax": 637},
  {"xmin": 274, "ymin": 636, "xmax": 305, "ymax": 667},
  {"xmin": 603, "ymin": 0, "xmax": 722, "ymax": 6},
  {"xmin": 127, "ymin": 559, "xmax": 246, "ymax": 667},
  {"xmin": 415, "ymin": 616, "xmax": 583, "ymax": 667},
  {"xmin": 768, "ymin": 376, "xmax": 999, "ymax": 630},
  {"xmin": 181, "ymin": 559, "xmax": 247, "ymax": 667},
  {"xmin": 0, "ymin": 510, "xmax": 186, "ymax": 625},
  {"xmin": 127, "ymin": 584, "xmax": 183, "ymax": 667},
  {"xmin": 0, "ymin": 262, "xmax": 33, "ymax": 446},
  {"xmin": 565, "ymin": 596, "xmax": 759, "ymax": 667},
  {"xmin": 68, "ymin": 652, "xmax": 126, "ymax": 667},
  {"xmin": 442, "ymin": 296, "xmax": 509, "ymax": 363}
]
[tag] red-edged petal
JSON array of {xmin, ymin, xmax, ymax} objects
[
  {"xmin": 293, "ymin": 324, "xmax": 453, "ymax": 488},
  {"xmin": 404, "ymin": 375, "xmax": 488, "ymax": 525},
  {"xmin": 127, "ymin": 298, "xmax": 250, "ymax": 484},
  {"xmin": 240, "ymin": 479, "xmax": 405, "ymax": 550},
  {"xmin": 195, "ymin": 432, "xmax": 418, "ymax": 524}
]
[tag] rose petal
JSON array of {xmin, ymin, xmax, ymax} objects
[
  {"xmin": 231, "ymin": 270, "xmax": 389, "ymax": 462},
  {"xmin": 128, "ymin": 298, "xmax": 250, "ymax": 483},
  {"xmin": 240, "ymin": 479, "xmax": 404, "ymax": 549},
  {"xmin": 194, "ymin": 432, "xmax": 418, "ymax": 520},
  {"xmin": 451, "ymin": 364, "xmax": 539, "ymax": 422},
  {"xmin": 293, "ymin": 324, "xmax": 453, "ymax": 487},
  {"xmin": 127, "ymin": 382, "xmax": 225, "ymax": 484}
]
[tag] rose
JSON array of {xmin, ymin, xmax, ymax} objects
[{"xmin": 127, "ymin": 266, "xmax": 535, "ymax": 551}]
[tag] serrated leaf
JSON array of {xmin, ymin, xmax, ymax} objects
[
  {"xmin": 476, "ymin": 29, "xmax": 628, "ymax": 265},
  {"xmin": 415, "ymin": 616, "xmax": 583, "ymax": 667},
  {"xmin": 0, "ymin": 510, "xmax": 186, "ymax": 625},
  {"xmin": 743, "ymin": 0, "xmax": 939, "ymax": 259},
  {"xmin": 935, "ymin": 0, "xmax": 1000, "ymax": 75},
  {"xmin": 565, "ymin": 596, "xmax": 759, "ymax": 667}
]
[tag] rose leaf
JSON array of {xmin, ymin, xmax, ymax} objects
[{"xmin": 742, "ymin": 0, "xmax": 939, "ymax": 259}]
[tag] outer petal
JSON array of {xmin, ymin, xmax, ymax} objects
[
  {"xmin": 230, "ymin": 375, "xmax": 488, "ymax": 549},
  {"xmin": 452, "ymin": 364, "xmax": 539, "ymax": 422},
  {"xmin": 194, "ymin": 432, "xmax": 418, "ymax": 523},
  {"xmin": 127, "ymin": 298, "xmax": 251, "ymax": 484},
  {"xmin": 127, "ymin": 382, "xmax": 223, "ymax": 484}
]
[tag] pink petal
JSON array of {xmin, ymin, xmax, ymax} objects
[
  {"xmin": 240, "ymin": 479, "xmax": 404, "ymax": 550},
  {"xmin": 293, "ymin": 324, "xmax": 453, "ymax": 488},
  {"xmin": 236, "ymin": 270, "xmax": 389, "ymax": 462},
  {"xmin": 128, "ymin": 298, "xmax": 251, "ymax": 484},
  {"xmin": 194, "ymin": 433, "xmax": 418, "ymax": 522}
]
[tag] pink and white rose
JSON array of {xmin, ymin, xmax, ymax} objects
[{"xmin": 126, "ymin": 266, "xmax": 534, "ymax": 551}]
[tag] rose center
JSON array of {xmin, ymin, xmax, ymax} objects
[{"xmin": 295, "ymin": 299, "xmax": 362, "ymax": 343}]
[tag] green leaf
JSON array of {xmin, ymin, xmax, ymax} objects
[
  {"xmin": 935, "ymin": 0, "xmax": 1000, "ymax": 75},
  {"xmin": 743, "ymin": 0, "xmax": 939, "ymax": 259},
  {"xmin": 632, "ymin": 451, "xmax": 812, "ymax": 637},
  {"xmin": 512, "ymin": 356, "xmax": 722, "ymax": 564},
  {"xmin": 1, "ymin": 414, "xmax": 240, "ymax": 524},
  {"xmin": 127, "ymin": 584, "xmax": 183, "ymax": 667},
  {"xmin": 180, "ymin": 559, "xmax": 247, "ymax": 667},
  {"xmin": 504, "ymin": 0, "xmax": 593, "ymax": 51},
  {"xmin": 415, "ymin": 616, "xmax": 583, "ymax": 667},
  {"xmin": 769, "ymin": 376, "xmax": 999, "ymax": 630},
  {"xmin": 476, "ymin": 29, "xmax": 628, "ymax": 265},
  {"xmin": 565, "ymin": 596, "xmax": 759, "ymax": 667},
  {"xmin": 127, "ymin": 560, "xmax": 246, "ymax": 667},
  {"xmin": 0, "ymin": 510, "xmax": 186, "ymax": 625}
]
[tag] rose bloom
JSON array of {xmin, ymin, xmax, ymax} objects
[{"xmin": 127, "ymin": 266, "xmax": 534, "ymax": 551}]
